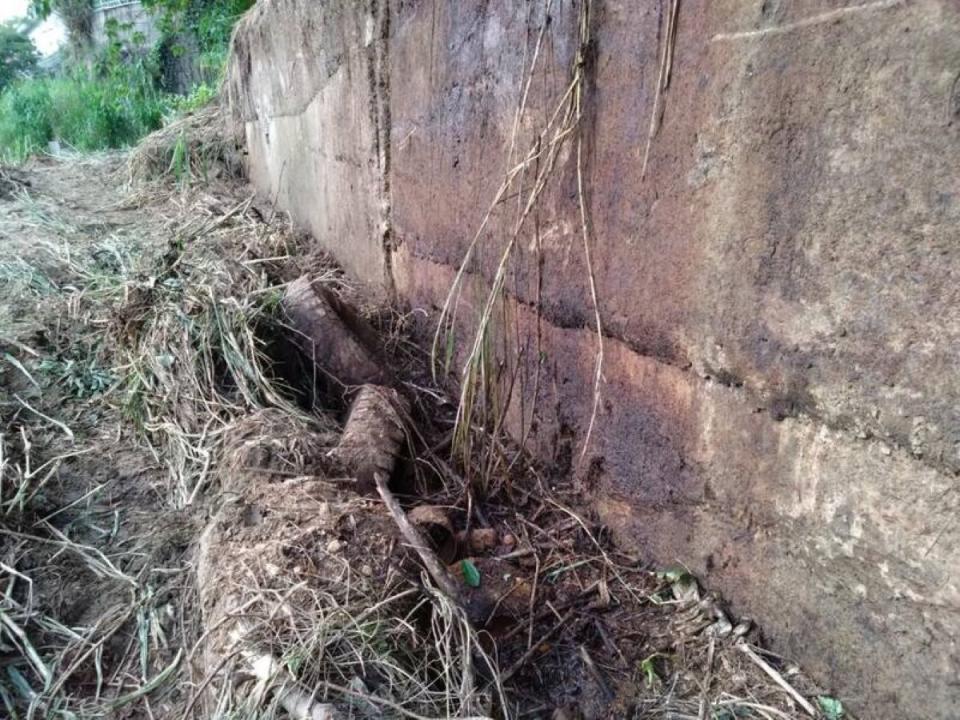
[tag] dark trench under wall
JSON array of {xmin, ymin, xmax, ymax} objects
[{"xmin": 226, "ymin": 1, "xmax": 960, "ymax": 717}]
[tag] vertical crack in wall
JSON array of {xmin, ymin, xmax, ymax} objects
[{"xmin": 368, "ymin": 0, "xmax": 396, "ymax": 300}]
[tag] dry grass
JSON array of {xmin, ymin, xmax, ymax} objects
[
  {"xmin": 640, "ymin": 0, "xmax": 681, "ymax": 179},
  {"xmin": 0, "ymin": 154, "xmax": 196, "ymax": 718},
  {"xmin": 127, "ymin": 103, "xmax": 243, "ymax": 189},
  {"xmin": 0, "ymin": 148, "xmax": 308, "ymax": 717},
  {"xmin": 115, "ymin": 206, "xmax": 314, "ymax": 506},
  {"xmin": 0, "ymin": 430, "xmax": 182, "ymax": 719},
  {"xmin": 0, "ymin": 111, "xmax": 846, "ymax": 720},
  {"xmin": 430, "ymin": 0, "xmax": 604, "ymax": 494}
]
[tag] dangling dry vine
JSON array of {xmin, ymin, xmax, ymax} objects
[{"xmin": 431, "ymin": 0, "xmax": 603, "ymax": 488}]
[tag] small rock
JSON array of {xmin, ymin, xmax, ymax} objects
[
  {"xmin": 469, "ymin": 528, "xmax": 498, "ymax": 552},
  {"xmin": 326, "ymin": 539, "xmax": 343, "ymax": 554}
]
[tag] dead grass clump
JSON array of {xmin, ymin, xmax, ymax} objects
[
  {"xmin": 191, "ymin": 410, "xmax": 497, "ymax": 720},
  {"xmin": 115, "ymin": 186, "xmax": 323, "ymax": 506},
  {"xmin": 126, "ymin": 103, "xmax": 243, "ymax": 188}
]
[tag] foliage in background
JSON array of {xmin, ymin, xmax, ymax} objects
[
  {"xmin": 0, "ymin": 23, "xmax": 39, "ymax": 93},
  {"xmin": 146, "ymin": 0, "xmax": 254, "ymax": 83},
  {"xmin": 1, "ymin": 0, "xmax": 254, "ymax": 163},
  {"xmin": 30, "ymin": 0, "xmax": 94, "ymax": 50},
  {"xmin": 0, "ymin": 23, "xmax": 166, "ymax": 162}
]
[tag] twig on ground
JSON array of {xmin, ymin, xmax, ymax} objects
[
  {"xmin": 501, "ymin": 608, "xmax": 574, "ymax": 683},
  {"xmin": 698, "ymin": 636, "xmax": 716, "ymax": 720},
  {"xmin": 374, "ymin": 471, "xmax": 466, "ymax": 609},
  {"xmin": 580, "ymin": 644, "xmax": 614, "ymax": 701},
  {"xmin": 13, "ymin": 395, "xmax": 74, "ymax": 441},
  {"xmin": 737, "ymin": 642, "xmax": 817, "ymax": 716}
]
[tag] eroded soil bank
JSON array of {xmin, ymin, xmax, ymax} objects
[{"xmin": 1, "ymin": 134, "xmax": 842, "ymax": 717}]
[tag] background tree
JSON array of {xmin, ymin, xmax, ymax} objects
[
  {"xmin": 30, "ymin": 0, "xmax": 93, "ymax": 50},
  {"xmin": 0, "ymin": 23, "xmax": 39, "ymax": 93}
]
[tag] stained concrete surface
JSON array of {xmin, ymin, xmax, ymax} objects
[{"xmin": 227, "ymin": 1, "xmax": 960, "ymax": 716}]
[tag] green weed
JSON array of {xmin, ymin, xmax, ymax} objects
[
  {"xmin": 169, "ymin": 129, "xmax": 190, "ymax": 186},
  {"xmin": 167, "ymin": 81, "xmax": 217, "ymax": 114},
  {"xmin": 0, "ymin": 80, "xmax": 53, "ymax": 162},
  {"xmin": 0, "ymin": 69, "xmax": 169, "ymax": 162},
  {"xmin": 0, "ymin": 1, "xmax": 253, "ymax": 164},
  {"xmin": 0, "ymin": 259, "xmax": 56, "ymax": 295},
  {"xmin": 38, "ymin": 354, "xmax": 116, "ymax": 398}
]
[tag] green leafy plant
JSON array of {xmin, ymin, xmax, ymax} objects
[
  {"xmin": 0, "ymin": 19, "xmax": 169, "ymax": 161},
  {"xmin": 0, "ymin": 80, "xmax": 53, "ymax": 161},
  {"xmin": 38, "ymin": 354, "xmax": 116, "ymax": 398},
  {"xmin": 818, "ymin": 696, "xmax": 845, "ymax": 720},
  {"xmin": 0, "ymin": 23, "xmax": 39, "ymax": 93},
  {"xmin": 167, "ymin": 81, "xmax": 217, "ymax": 113},
  {"xmin": 3, "ymin": 0, "xmax": 252, "ymax": 164},
  {"xmin": 148, "ymin": 0, "xmax": 255, "ymax": 83},
  {"xmin": 639, "ymin": 653, "xmax": 665, "ymax": 688}
]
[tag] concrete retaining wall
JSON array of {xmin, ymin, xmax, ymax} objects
[{"xmin": 226, "ymin": 2, "xmax": 960, "ymax": 717}]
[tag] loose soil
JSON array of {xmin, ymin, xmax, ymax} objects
[{"xmin": 0, "ymin": 129, "xmax": 842, "ymax": 719}]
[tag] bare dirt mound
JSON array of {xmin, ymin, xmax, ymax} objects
[{"xmin": 0, "ymin": 123, "xmax": 845, "ymax": 719}]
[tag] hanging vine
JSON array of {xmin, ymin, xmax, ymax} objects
[{"xmin": 431, "ymin": 0, "xmax": 603, "ymax": 493}]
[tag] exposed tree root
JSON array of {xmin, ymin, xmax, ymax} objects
[{"xmin": 282, "ymin": 275, "xmax": 386, "ymax": 389}]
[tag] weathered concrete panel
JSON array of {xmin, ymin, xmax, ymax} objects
[
  {"xmin": 228, "ymin": 1, "xmax": 960, "ymax": 717},
  {"xmin": 92, "ymin": 2, "xmax": 161, "ymax": 48},
  {"xmin": 226, "ymin": 0, "xmax": 392, "ymax": 293}
]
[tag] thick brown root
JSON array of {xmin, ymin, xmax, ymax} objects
[
  {"xmin": 329, "ymin": 384, "xmax": 408, "ymax": 490},
  {"xmin": 281, "ymin": 276, "xmax": 385, "ymax": 388}
]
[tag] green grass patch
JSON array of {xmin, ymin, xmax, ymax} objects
[
  {"xmin": 0, "ymin": 0, "xmax": 255, "ymax": 164},
  {"xmin": 0, "ymin": 63, "xmax": 170, "ymax": 163}
]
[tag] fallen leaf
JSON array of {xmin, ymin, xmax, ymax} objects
[
  {"xmin": 460, "ymin": 558, "xmax": 481, "ymax": 588},
  {"xmin": 817, "ymin": 696, "xmax": 844, "ymax": 720}
]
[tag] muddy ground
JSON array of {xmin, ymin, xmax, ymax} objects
[{"xmin": 0, "ymin": 124, "xmax": 843, "ymax": 719}]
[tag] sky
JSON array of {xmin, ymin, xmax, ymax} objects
[{"xmin": 0, "ymin": 0, "xmax": 31, "ymax": 22}]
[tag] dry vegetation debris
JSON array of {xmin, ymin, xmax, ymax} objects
[{"xmin": 0, "ymin": 109, "xmax": 846, "ymax": 720}]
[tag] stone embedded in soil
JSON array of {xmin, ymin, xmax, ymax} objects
[{"xmin": 457, "ymin": 527, "xmax": 499, "ymax": 554}]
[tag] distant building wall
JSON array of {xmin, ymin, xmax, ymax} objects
[{"xmin": 92, "ymin": 0, "xmax": 160, "ymax": 48}]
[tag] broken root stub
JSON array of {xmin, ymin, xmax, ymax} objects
[
  {"xmin": 330, "ymin": 384, "xmax": 409, "ymax": 491},
  {"xmin": 282, "ymin": 275, "xmax": 385, "ymax": 387}
]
